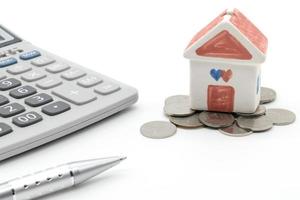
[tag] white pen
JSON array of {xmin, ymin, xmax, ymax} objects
[{"xmin": 0, "ymin": 156, "xmax": 126, "ymax": 200}]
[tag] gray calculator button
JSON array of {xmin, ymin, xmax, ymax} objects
[
  {"xmin": 7, "ymin": 65, "xmax": 32, "ymax": 75},
  {"xmin": 61, "ymin": 69, "xmax": 86, "ymax": 81},
  {"xmin": 77, "ymin": 75, "xmax": 102, "ymax": 88},
  {"xmin": 8, "ymin": 49, "xmax": 18, "ymax": 55},
  {"xmin": 0, "ymin": 103, "xmax": 25, "ymax": 118},
  {"xmin": 25, "ymin": 93, "xmax": 53, "ymax": 107},
  {"xmin": 52, "ymin": 85, "xmax": 97, "ymax": 105},
  {"xmin": 12, "ymin": 111, "xmax": 43, "ymax": 127},
  {"xmin": 21, "ymin": 71, "xmax": 47, "ymax": 82},
  {"xmin": 0, "ymin": 95, "xmax": 9, "ymax": 106},
  {"xmin": 42, "ymin": 101, "xmax": 70, "ymax": 116},
  {"xmin": 0, "ymin": 123, "xmax": 12, "ymax": 137},
  {"xmin": 9, "ymin": 86, "xmax": 37, "ymax": 99},
  {"xmin": 31, "ymin": 57, "xmax": 55, "ymax": 67},
  {"xmin": 46, "ymin": 63, "xmax": 70, "ymax": 73},
  {"xmin": 36, "ymin": 78, "xmax": 62, "ymax": 89},
  {"xmin": 0, "ymin": 52, "xmax": 7, "ymax": 58},
  {"xmin": 0, "ymin": 78, "xmax": 22, "ymax": 91},
  {"xmin": 94, "ymin": 82, "xmax": 120, "ymax": 95}
]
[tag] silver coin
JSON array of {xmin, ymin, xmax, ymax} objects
[
  {"xmin": 165, "ymin": 95, "xmax": 190, "ymax": 105},
  {"xmin": 219, "ymin": 123, "xmax": 253, "ymax": 137},
  {"xmin": 237, "ymin": 105, "xmax": 266, "ymax": 117},
  {"xmin": 140, "ymin": 121, "xmax": 177, "ymax": 139},
  {"xmin": 266, "ymin": 108, "xmax": 296, "ymax": 126},
  {"xmin": 260, "ymin": 87, "xmax": 276, "ymax": 104},
  {"xmin": 199, "ymin": 112, "xmax": 235, "ymax": 128},
  {"xmin": 169, "ymin": 113, "xmax": 204, "ymax": 128},
  {"xmin": 164, "ymin": 102, "xmax": 195, "ymax": 117},
  {"xmin": 236, "ymin": 115, "xmax": 273, "ymax": 132}
]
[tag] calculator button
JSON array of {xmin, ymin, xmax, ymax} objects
[
  {"xmin": 21, "ymin": 70, "xmax": 47, "ymax": 82},
  {"xmin": 46, "ymin": 63, "xmax": 70, "ymax": 73},
  {"xmin": 7, "ymin": 65, "xmax": 32, "ymax": 75},
  {"xmin": 0, "ymin": 95, "xmax": 9, "ymax": 106},
  {"xmin": 61, "ymin": 69, "xmax": 86, "ymax": 81},
  {"xmin": 77, "ymin": 75, "xmax": 102, "ymax": 88},
  {"xmin": 0, "ymin": 103, "xmax": 25, "ymax": 118},
  {"xmin": 19, "ymin": 50, "xmax": 41, "ymax": 60},
  {"xmin": 17, "ymin": 49, "xmax": 24, "ymax": 53},
  {"xmin": 31, "ymin": 57, "xmax": 55, "ymax": 67},
  {"xmin": 36, "ymin": 78, "xmax": 62, "ymax": 90},
  {"xmin": 8, "ymin": 48, "xmax": 19, "ymax": 55},
  {"xmin": 25, "ymin": 93, "xmax": 53, "ymax": 107},
  {"xmin": 94, "ymin": 82, "xmax": 120, "ymax": 95},
  {"xmin": 0, "ymin": 123, "xmax": 12, "ymax": 137},
  {"xmin": 0, "ymin": 52, "xmax": 7, "ymax": 58},
  {"xmin": 52, "ymin": 85, "xmax": 97, "ymax": 105},
  {"xmin": 42, "ymin": 101, "xmax": 70, "ymax": 116},
  {"xmin": 12, "ymin": 111, "xmax": 43, "ymax": 127},
  {"xmin": 0, "ymin": 57, "xmax": 17, "ymax": 68},
  {"xmin": 0, "ymin": 78, "xmax": 22, "ymax": 91},
  {"xmin": 9, "ymin": 86, "xmax": 37, "ymax": 99}
]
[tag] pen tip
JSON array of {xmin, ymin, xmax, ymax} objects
[{"xmin": 70, "ymin": 156, "xmax": 127, "ymax": 185}]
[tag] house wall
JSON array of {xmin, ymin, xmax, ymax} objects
[{"xmin": 190, "ymin": 60, "xmax": 261, "ymax": 113}]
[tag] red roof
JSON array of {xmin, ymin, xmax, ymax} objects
[
  {"xmin": 186, "ymin": 9, "xmax": 268, "ymax": 55},
  {"xmin": 195, "ymin": 30, "xmax": 253, "ymax": 60},
  {"xmin": 187, "ymin": 10, "xmax": 226, "ymax": 49},
  {"xmin": 230, "ymin": 9, "xmax": 267, "ymax": 54}
]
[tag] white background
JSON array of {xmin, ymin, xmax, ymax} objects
[{"xmin": 0, "ymin": 0, "xmax": 299, "ymax": 200}]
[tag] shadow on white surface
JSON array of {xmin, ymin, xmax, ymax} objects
[{"xmin": 41, "ymin": 173, "xmax": 125, "ymax": 200}]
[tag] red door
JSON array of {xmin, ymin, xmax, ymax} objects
[{"xmin": 207, "ymin": 85, "xmax": 235, "ymax": 112}]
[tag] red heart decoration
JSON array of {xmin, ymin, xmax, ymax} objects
[{"xmin": 221, "ymin": 69, "xmax": 233, "ymax": 82}]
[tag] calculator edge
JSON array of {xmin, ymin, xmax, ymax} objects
[{"xmin": 0, "ymin": 93, "xmax": 137, "ymax": 161}]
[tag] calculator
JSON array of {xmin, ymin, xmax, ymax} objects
[{"xmin": 0, "ymin": 25, "xmax": 138, "ymax": 161}]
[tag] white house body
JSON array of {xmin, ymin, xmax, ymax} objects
[{"xmin": 184, "ymin": 9, "xmax": 268, "ymax": 113}]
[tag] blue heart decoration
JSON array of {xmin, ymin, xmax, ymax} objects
[{"xmin": 210, "ymin": 68, "xmax": 222, "ymax": 81}]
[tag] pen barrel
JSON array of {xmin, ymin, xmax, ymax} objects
[
  {"xmin": 1, "ymin": 164, "xmax": 74, "ymax": 200},
  {"xmin": 0, "ymin": 183, "xmax": 13, "ymax": 200}
]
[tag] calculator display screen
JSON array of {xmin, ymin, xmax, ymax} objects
[{"xmin": 0, "ymin": 26, "xmax": 22, "ymax": 48}]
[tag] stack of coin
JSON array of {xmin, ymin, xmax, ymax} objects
[{"xmin": 140, "ymin": 87, "xmax": 296, "ymax": 138}]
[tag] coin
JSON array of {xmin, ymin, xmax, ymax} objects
[
  {"xmin": 140, "ymin": 121, "xmax": 177, "ymax": 139},
  {"xmin": 165, "ymin": 95, "xmax": 190, "ymax": 105},
  {"xmin": 266, "ymin": 108, "xmax": 296, "ymax": 126},
  {"xmin": 199, "ymin": 112, "xmax": 235, "ymax": 128},
  {"xmin": 237, "ymin": 105, "xmax": 266, "ymax": 117},
  {"xmin": 169, "ymin": 113, "xmax": 204, "ymax": 128},
  {"xmin": 164, "ymin": 102, "xmax": 195, "ymax": 117},
  {"xmin": 219, "ymin": 123, "xmax": 253, "ymax": 137},
  {"xmin": 236, "ymin": 115, "xmax": 273, "ymax": 132},
  {"xmin": 260, "ymin": 87, "xmax": 276, "ymax": 104}
]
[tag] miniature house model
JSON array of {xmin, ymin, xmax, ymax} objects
[{"xmin": 184, "ymin": 8, "xmax": 268, "ymax": 113}]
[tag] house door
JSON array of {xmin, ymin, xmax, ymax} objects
[{"xmin": 207, "ymin": 85, "xmax": 235, "ymax": 112}]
